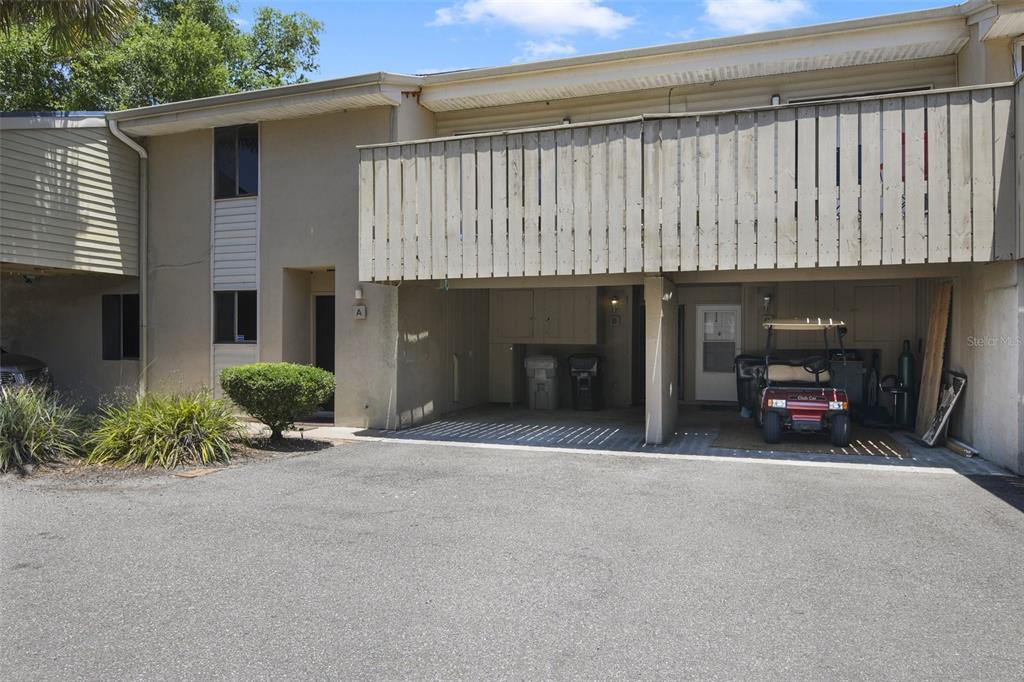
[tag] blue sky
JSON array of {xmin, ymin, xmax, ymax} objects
[{"xmin": 233, "ymin": 0, "xmax": 948, "ymax": 77}]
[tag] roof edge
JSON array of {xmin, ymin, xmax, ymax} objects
[
  {"xmin": 106, "ymin": 71, "xmax": 421, "ymax": 123},
  {"xmin": 419, "ymin": 4, "xmax": 965, "ymax": 86}
]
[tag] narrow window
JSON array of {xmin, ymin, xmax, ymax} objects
[
  {"xmin": 213, "ymin": 291, "xmax": 257, "ymax": 343},
  {"xmin": 121, "ymin": 294, "xmax": 140, "ymax": 359},
  {"xmin": 101, "ymin": 295, "xmax": 122, "ymax": 360},
  {"xmin": 214, "ymin": 291, "xmax": 236, "ymax": 343},
  {"xmin": 214, "ymin": 124, "xmax": 259, "ymax": 199},
  {"xmin": 102, "ymin": 294, "xmax": 140, "ymax": 360}
]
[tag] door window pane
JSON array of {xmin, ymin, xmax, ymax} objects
[{"xmin": 702, "ymin": 311, "xmax": 737, "ymax": 372}]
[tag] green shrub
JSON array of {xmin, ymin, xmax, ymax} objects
[
  {"xmin": 85, "ymin": 392, "xmax": 240, "ymax": 469},
  {"xmin": 219, "ymin": 362, "xmax": 334, "ymax": 440},
  {"xmin": 0, "ymin": 385, "xmax": 83, "ymax": 473}
]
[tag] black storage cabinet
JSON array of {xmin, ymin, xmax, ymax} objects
[{"xmin": 568, "ymin": 354, "xmax": 601, "ymax": 410}]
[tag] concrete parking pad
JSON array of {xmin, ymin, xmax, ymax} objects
[{"xmin": 2, "ymin": 440, "xmax": 1023, "ymax": 679}]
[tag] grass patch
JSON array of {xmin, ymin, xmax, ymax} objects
[
  {"xmin": 0, "ymin": 386, "xmax": 83, "ymax": 473},
  {"xmin": 85, "ymin": 392, "xmax": 241, "ymax": 469}
]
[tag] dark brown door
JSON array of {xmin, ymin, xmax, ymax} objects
[{"xmin": 314, "ymin": 295, "xmax": 335, "ymax": 410}]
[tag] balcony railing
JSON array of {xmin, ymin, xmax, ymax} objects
[{"xmin": 358, "ymin": 81, "xmax": 1019, "ymax": 282}]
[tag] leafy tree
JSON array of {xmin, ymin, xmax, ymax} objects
[
  {"xmin": 0, "ymin": 0, "xmax": 322, "ymax": 111},
  {"xmin": 0, "ymin": 0, "xmax": 136, "ymax": 52}
]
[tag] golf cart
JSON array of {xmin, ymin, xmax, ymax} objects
[{"xmin": 757, "ymin": 317, "xmax": 852, "ymax": 447}]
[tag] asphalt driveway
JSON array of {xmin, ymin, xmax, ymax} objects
[{"xmin": 2, "ymin": 441, "xmax": 1024, "ymax": 680}]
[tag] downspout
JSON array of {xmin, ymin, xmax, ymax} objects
[{"xmin": 108, "ymin": 119, "xmax": 149, "ymax": 395}]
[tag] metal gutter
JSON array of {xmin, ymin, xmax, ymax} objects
[
  {"xmin": 107, "ymin": 72, "xmax": 420, "ymax": 123},
  {"xmin": 108, "ymin": 119, "xmax": 150, "ymax": 396}
]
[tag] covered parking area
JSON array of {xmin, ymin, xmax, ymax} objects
[{"xmin": 381, "ymin": 262, "xmax": 1021, "ymax": 476}]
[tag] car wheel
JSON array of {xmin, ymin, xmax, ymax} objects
[
  {"xmin": 762, "ymin": 411, "xmax": 782, "ymax": 444},
  {"xmin": 831, "ymin": 414, "xmax": 851, "ymax": 448}
]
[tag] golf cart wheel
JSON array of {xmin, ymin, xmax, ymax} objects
[
  {"xmin": 831, "ymin": 414, "xmax": 851, "ymax": 448},
  {"xmin": 762, "ymin": 411, "xmax": 782, "ymax": 444}
]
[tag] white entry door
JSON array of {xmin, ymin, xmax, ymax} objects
[{"xmin": 695, "ymin": 305, "xmax": 741, "ymax": 402}]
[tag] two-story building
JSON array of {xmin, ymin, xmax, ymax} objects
[{"xmin": 3, "ymin": 1, "xmax": 1024, "ymax": 474}]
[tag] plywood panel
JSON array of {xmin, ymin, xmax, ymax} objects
[
  {"xmin": 358, "ymin": 149, "xmax": 373, "ymax": 281},
  {"xmin": 491, "ymin": 136, "xmax": 509, "ymax": 278},
  {"xmin": 415, "ymin": 143, "xmax": 432, "ymax": 280},
  {"xmin": 860, "ymin": 99, "xmax": 882, "ymax": 266},
  {"xmin": 838, "ymin": 102, "xmax": 860, "ymax": 266},
  {"xmin": 607, "ymin": 123, "xmax": 626, "ymax": 274},
  {"xmin": 524, "ymin": 132, "xmax": 541, "ymax": 275},
  {"xmin": 476, "ymin": 136, "xmax": 493, "ymax": 277},
  {"xmin": 661, "ymin": 118, "xmax": 681, "ymax": 272},
  {"xmin": 386, "ymin": 146, "xmax": 403, "ymax": 280},
  {"xmin": 736, "ymin": 112, "xmax": 756, "ymax": 270},
  {"xmin": 926, "ymin": 94, "xmax": 950, "ymax": 263},
  {"xmin": 625, "ymin": 121, "xmax": 643, "ymax": 272},
  {"xmin": 590, "ymin": 125, "xmax": 609, "ymax": 274},
  {"xmin": 948, "ymin": 91, "xmax": 973, "ymax": 262},
  {"xmin": 460, "ymin": 138, "xmax": 478, "ymax": 277},
  {"xmin": 643, "ymin": 120, "xmax": 662, "ymax": 271},
  {"xmin": 401, "ymin": 145, "xmax": 418, "ymax": 279},
  {"xmin": 697, "ymin": 116, "xmax": 717, "ymax": 270},
  {"xmin": 796, "ymin": 106, "xmax": 817, "ymax": 268},
  {"xmin": 429, "ymin": 141, "xmax": 447, "ymax": 279},
  {"xmin": 679, "ymin": 117, "xmax": 699, "ymax": 271},
  {"xmin": 444, "ymin": 140, "xmax": 462, "ymax": 278},
  {"xmin": 903, "ymin": 96, "xmax": 927, "ymax": 264},
  {"xmin": 717, "ymin": 114, "xmax": 737, "ymax": 270},
  {"xmin": 555, "ymin": 128, "xmax": 574, "ymax": 275},
  {"xmin": 992, "ymin": 87, "xmax": 1014, "ymax": 260},
  {"xmin": 971, "ymin": 89, "xmax": 994, "ymax": 262},
  {"xmin": 539, "ymin": 130, "xmax": 557, "ymax": 275},
  {"xmin": 372, "ymin": 147, "xmax": 388, "ymax": 279},
  {"xmin": 816, "ymin": 104, "xmax": 838, "ymax": 267},
  {"xmin": 776, "ymin": 108, "xmax": 797, "ymax": 269},
  {"xmin": 881, "ymin": 97, "xmax": 904, "ymax": 264},
  {"xmin": 573, "ymin": 126, "xmax": 592, "ymax": 273}
]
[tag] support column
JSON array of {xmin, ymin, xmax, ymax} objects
[{"xmin": 644, "ymin": 276, "xmax": 679, "ymax": 445}]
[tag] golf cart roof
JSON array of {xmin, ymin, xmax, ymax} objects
[{"xmin": 762, "ymin": 317, "xmax": 847, "ymax": 330}]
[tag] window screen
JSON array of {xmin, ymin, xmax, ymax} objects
[
  {"xmin": 102, "ymin": 294, "xmax": 140, "ymax": 360},
  {"xmin": 214, "ymin": 291, "xmax": 257, "ymax": 343},
  {"xmin": 214, "ymin": 124, "xmax": 258, "ymax": 199},
  {"xmin": 214, "ymin": 292, "xmax": 236, "ymax": 343}
]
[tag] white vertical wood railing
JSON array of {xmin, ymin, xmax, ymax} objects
[{"xmin": 358, "ymin": 83, "xmax": 1017, "ymax": 282}]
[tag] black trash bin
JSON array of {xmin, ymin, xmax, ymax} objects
[{"xmin": 568, "ymin": 354, "xmax": 601, "ymax": 410}]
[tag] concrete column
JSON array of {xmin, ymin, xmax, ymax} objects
[{"xmin": 644, "ymin": 276, "xmax": 679, "ymax": 445}]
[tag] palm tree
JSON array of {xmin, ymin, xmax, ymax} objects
[{"xmin": 0, "ymin": 0, "xmax": 137, "ymax": 51}]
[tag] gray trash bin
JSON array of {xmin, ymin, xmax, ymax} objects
[{"xmin": 525, "ymin": 355, "xmax": 558, "ymax": 410}]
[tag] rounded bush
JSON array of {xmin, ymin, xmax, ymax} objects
[
  {"xmin": 85, "ymin": 392, "xmax": 240, "ymax": 469},
  {"xmin": 0, "ymin": 385, "xmax": 82, "ymax": 473},
  {"xmin": 219, "ymin": 362, "xmax": 334, "ymax": 440}
]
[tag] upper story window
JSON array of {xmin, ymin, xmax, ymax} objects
[{"xmin": 214, "ymin": 124, "xmax": 258, "ymax": 199}]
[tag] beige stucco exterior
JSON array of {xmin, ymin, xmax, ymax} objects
[{"xmin": 4, "ymin": 1, "xmax": 1024, "ymax": 472}]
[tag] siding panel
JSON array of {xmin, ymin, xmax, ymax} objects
[
  {"xmin": 213, "ymin": 197, "xmax": 258, "ymax": 290},
  {"xmin": 0, "ymin": 126, "xmax": 139, "ymax": 274}
]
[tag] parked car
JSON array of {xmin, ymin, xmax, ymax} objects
[{"xmin": 0, "ymin": 348, "xmax": 51, "ymax": 389}]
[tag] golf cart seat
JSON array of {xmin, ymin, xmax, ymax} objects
[{"xmin": 765, "ymin": 362, "xmax": 831, "ymax": 385}]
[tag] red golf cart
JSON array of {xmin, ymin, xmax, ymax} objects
[{"xmin": 757, "ymin": 317, "xmax": 852, "ymax": 447}]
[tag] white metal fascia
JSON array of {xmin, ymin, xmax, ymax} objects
[
  {"xmin": 419, "ymin": 17, "xmax": 969, "ymax": 111},
  {"xmin": 107, "ymin": 73, "xmax": 417, "ymax": 136}
]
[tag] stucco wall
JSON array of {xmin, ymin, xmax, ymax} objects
[
  {"xmin": 0, "ymin": 271, "xmax": 139, "ymax": 407},
  {"xmin": 258, "ymin": 107, "xmax": 399, "ymax": 428},
  {"xmin": 946, "ymin": 262, "xmax": 1023, "ymax": 473},
  {"xmin": 146, "ymin": 131, "xmax": 212, "ymax": 392}
]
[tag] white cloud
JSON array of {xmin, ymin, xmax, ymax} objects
[
  {"xmin": 516, "ymin": 39, "xmax": 578, "ymax": 62},
  {"xmin": 431, "ymin": 0, "xmax": 633, "ymax": 37},
  {"xmin": 702, "ymin": 0, "xmax": 810, "ymax": 34}
]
